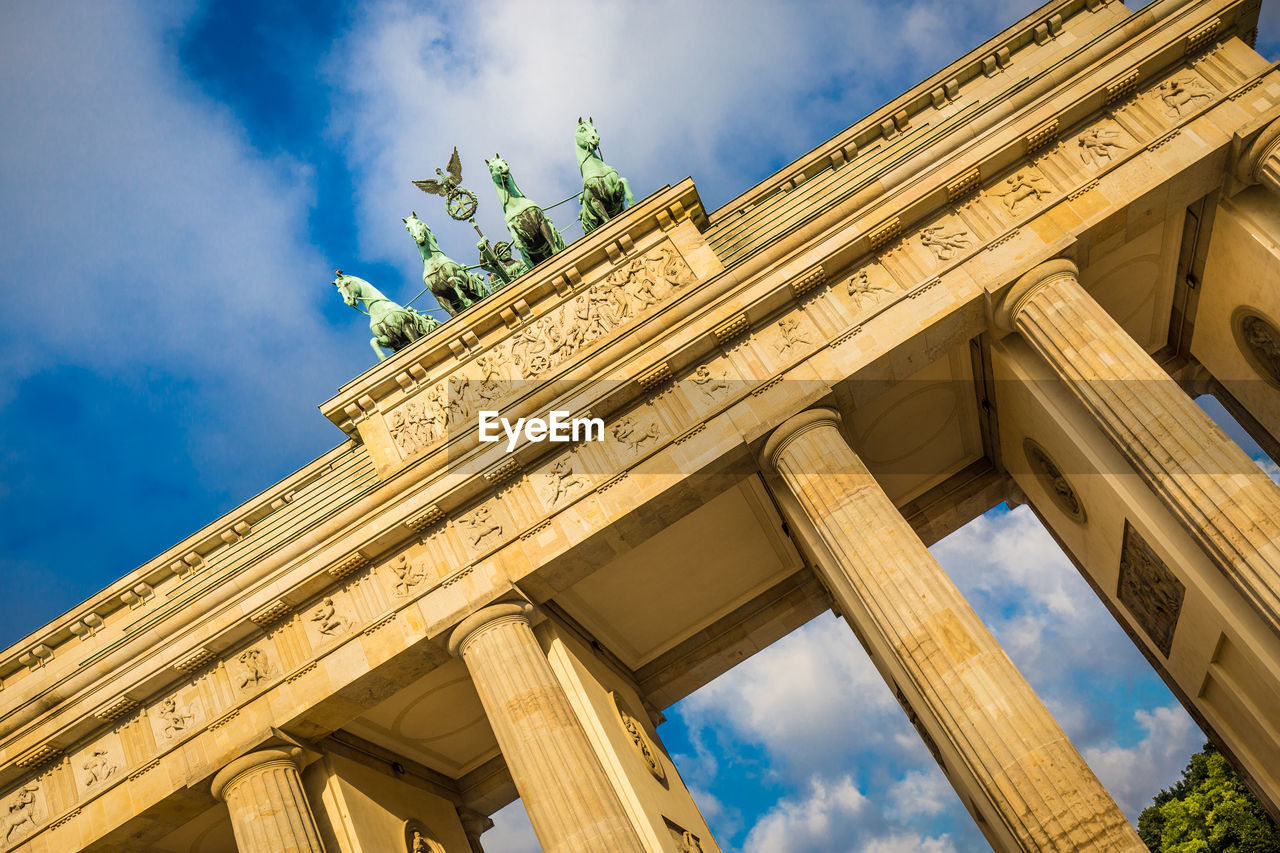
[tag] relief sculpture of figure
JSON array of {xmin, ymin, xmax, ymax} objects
[
  {"xmin": 83, "ymin": 749, "xmax": 116, "ymax": 787},
  {"xmin": 487, "ymin": 156, "xmax": 565, "ymax": 271},
  {"xmin": 1156, "ymin": 76, "xmax": 1211, "ymax": 116},
  {"xmin": 575, "ymin": 117, "xmax": 633, "ymax": 234},
  {"xmin": 919, "ymin": 224, "xmax": 972, "ymax": 261},
  {"xmin": 334, "ymin": 270, "xmax": 440, "ymax": 362},
  {"xmin": 3, "ymin": 785, "xmax": 39, "ymax": 843},
  {"xmin": 311, "ymin": 597, "xmax": 346, "ymax": 636},
  {"xmin": 158, "ymin": 697, "xmax": 193, "ymax": 739},
  {"xmin": 992, "ymin": 170, "xmax": 1051, "ymax": 213},
  {"xmin": 1077, "ymin": 127, "xmax": 1125, "ymax": 166}
]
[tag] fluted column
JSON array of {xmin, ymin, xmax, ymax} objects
[
  {"xmin": 449, "ymin": 603, "xmax": 644, "ymax": 853},
  {"xmin": 211, "ymin": 748, "xmax": 326, "ymax": 853},
  {"xmin": 1240, "ymin": 118, "xmax": 1280, "ymax": 196},
  {"xmin": 762, "ymin": 409, "xmax": 1143, "ymax": 852},
  {"xmin": 999, "ymin": 259, "xmax": 1280, "ymax": 636}
]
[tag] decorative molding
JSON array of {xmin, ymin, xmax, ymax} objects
[
  {"xmin": 286, "ymin": 662, "xmax": 317, "ymax": 684},
  {"xmin": 208, "ymin": 709, "xmax": 240, "ymax": 731},
  {"xmin": 327, "ymin": 552, "xmax": 368, "ymax": 579},
  {"xmin": 520, "ymin": 520, "xmax": 552, "ymax": 541},
  {"xmin": 49, "ymin": 809, "xmax": 81, "ymax": 831},
  {"xmin": 404, "ymin": 504, "xmax": 445, "ymax": 532},
  {"xmin": 482, "ymin": 458, "xmax": 522, "ymax": 485},
  {"xmin": 867, "ymin": 217, "xmax": 902, "ymax": 251},
  {"xmin": 673, "ymin": 423, "xmax": 708, "ymax": 445},
  {"xmin": 1066, "ymin": 180, "xmax": 1100, "ymax": 201},
  {"xmin": 1024, "ymin": 117, "xmax": 1060, "ymax": 153},
  {"xmin": 172, "ymin": 647, "xmax": 216, "ymax": 674},
  {"xmin": 440, "ymin": 567, "xmax": 473, "ymax": 589},
  {"xmin": 712, "ymin": 314, "xmax": 750, "ymax": 345},
  {"xmin": 1024, "ymin": 439, "xmax": 1086, "ymax": 524},
  {"xmin": 1147, "ymin": 128, "xmax": 1181, "ymax": 151},
  {"xmin": 126, "ymin": 759, "xmax": 160, "ymax": 782},
  {"xmin": 1184, "ymin": 17, "xmax": 1220, "ymax": 55},
  {"xmin": 945, "ymin": 166, "xmax": 981, "ymax": 202},
  {"xmin": 831, "ymin": 326, "xmax": 864, "ymax": 347},
  {"xmin": 787, "ymin": 265, "xmax": 826, "ymax": 297},
  {"xmin": 750, "ymin": 376, "xmax": 783, "ymax": 397},
  {"xmin": 248, "ymin": 599, "xmax": 292, "ymax": 627},
  {"xmin": 93, "ymin": 696, "xmax": 139, "ymax": 722},
  {"xmin": 597, "ymin": 471, "xmax": 630, "ymax": 492},
  {"xmin": 908, "ymin": 278, "xmax": 942, "ymax": 299},
  {"xmin": 14, "ymin": 744, "xmax": 61, "ymax": 768},
  {"xmin": 989, "ymin": 228, "xmax": 1022, "ymax": 249},
  {"xmin": 1104, "ymin": 69, "xmax": 1140, "ymax": 105},
  {"xmin": 636, "ymin": 362, "xmax": 673, "ymax": 392},
  {"xmin": 362, "ymin": 613, "xmax": 397, "ymax": 636}
]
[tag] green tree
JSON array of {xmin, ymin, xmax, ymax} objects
[{"xmin": 1138, "ymin": 742, "xmax": 1280, "ymax": 852}]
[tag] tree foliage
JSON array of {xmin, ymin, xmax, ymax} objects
[{"xmin": 1137, "ymin": 742, "xmax": 1280, "ymax": 852}]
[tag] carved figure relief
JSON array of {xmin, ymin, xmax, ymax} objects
[
  {"xmin": 846, "ymin": 268, "xmax": 895, "ymax": 311},
  {"xmin": 919, "ymin": 224, "xmax": 972, "ymax": 261},
  {"xmin": 157, "ymin": 696, "xmax": 194, "ymax": 739},
  {"xmin": 389, "ymin": 554, "xmax": 428, "ymax": 597},
  {"xmin": 775, "ymin": 316, "xmax": 812, "ymax": 353},
  {"xmin": 388, "ymin": 398, "xmax": 445, "ymax": 458},
  {"xmin": 542, "ymin": 457, "xmax": 584, "ymax": 507},
  {"xmin": 311, "ymin": 597, "xmax": 347, "ymax": 636},
  {"xmin": 1155, "ymin": 75, "xmax": 1211, "ymax": 117},
  {"xmin": 612, "ymin": 693, "xmax": 667, "ymax": 783},
  {"xmin": 1118, "ymin": 521, "xmax": 1185, "ymax": 657},
  {"xmin": 474, "ymin": 352, "xmax": 506, "ymax": 405},
  {"xmin": 458, "ymin": 507, "xmax": 502, "ymax": 547},
  {"xmin": 3, "ymin": 784, "xmax": 40, "ymax": 844},
  {"xmin": 611, "ymin": 415, "xmax": 660, "ymax": 453},
  {"xmin": 235, "ymin": 648, "xmax": 273, "ymax": 690},
  {"xmin": 992, "ymin": 170, "xmax": 1051, "ymax": 213},
  {"xmin": 676, "ymin": 830, "xmax": 704, "ymax": 853},
  {"xmin": 1233, "ymin": 310, "xmax": 1280, "ymax": 388},
  {"xmin": 1023, "ymin": 439, "xmax": 1086, "ymax": 524},
  {"xmin": 404, "ymin": 819, "xmax": 445, "ymax": 853},
  {"xmin": 507, "ymin": 244, "xmax": 694, "ymax": 381},
  {"xmin": 691, "ymin": 364, "xmax": 729, "ymax": 400},
  {"xmin": 82, "ymin": 749, "xmax": 118, "ymax": 788},
  {"xmin": 1077, "ymin": 126, "xmax": 1126, "ymax": 167}
]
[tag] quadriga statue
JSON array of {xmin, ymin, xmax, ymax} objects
[
  {"xmin": 486, "ymin": 155, "xmax": 565, "ymax": 271},
  {"xmin": 333, "ymin": 270, "xmax": 440, "ymax": 361},
  {"xmin": 575, "ymin": 117, "xmax": 633, "ymax": 234},
  {"xmin": 404, "ymin": 211, "xmax": 488, "ymax": 316}
]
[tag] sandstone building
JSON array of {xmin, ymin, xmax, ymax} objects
[{"xmin": 4, "ymin": 0, "xmax": 1280, "ymax": 850}]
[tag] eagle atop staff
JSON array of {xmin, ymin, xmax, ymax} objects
[{"xmin": 413, "ymin": 146, "xmax": 463, "ymax": 197}]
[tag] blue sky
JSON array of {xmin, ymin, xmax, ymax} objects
[{"xmin": 5, "ymin": 2, "xmax": 1280, "ymax": 851}]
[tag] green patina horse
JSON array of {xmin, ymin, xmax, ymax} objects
[
  {"xmin": 486, "ymin": 156, "xmax": 564, "ymax": 271},
  {"xmin": 403, "ymin": 211, "xmax": 488, "ymax": 316},
  {"xmin": 333, "ymin": 270, "xmax": 440, "ymax": 361},
  {"xmin": 575, "ymin": 117, "xmax": 632, "ymax": 234}
]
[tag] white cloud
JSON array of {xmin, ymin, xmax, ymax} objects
[
  {"xmin": 1084, "ymin": 704, "xmax": 1203, "ymax": 820},
  {"xmin": 885, "ymin": 770, "xmax": 953, "ymax": 820},
  {"xmin": 0, "ymin": 2, "xmax": 349, "ymax": 474},
  {"xmin": 325, "ymin": 0, "xmax": 1043, "ymax": 290},
  {"xmin": 742, "ymin": 775, "xmax": 869, "ymax": 853}
]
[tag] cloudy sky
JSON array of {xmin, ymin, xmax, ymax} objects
[{"xmin": 4, "ymin": 1, "xmax": 1280, "ymax": 850}]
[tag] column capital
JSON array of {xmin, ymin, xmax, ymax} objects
[
  {"xmin": 1237, "ymin": 116, "xmax": 1280, "ymax": 193},
  {"xmin": 759, "ymin": 408, "xmax": 843, "ymax": 471},
  {"xmin": 211, "ymin": 747, "xmax": 302, "ymax": 801},
  {"xmin": 993, "ymin": 258, "xmax": 1079, "ymax": 334},
  {"xmin": 447, "ymin": 602, "xmax": 532, "ymax": 658}
]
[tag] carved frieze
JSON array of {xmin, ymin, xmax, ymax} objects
[
  {"xmin": 310, "ymin": 597, "xmax": 348, "ymax": 637},
  {"xmin": 154, "ymin": 696, "xmax": 194, "ymax": 740},
  {"xmin": 612, "ymin": 693, "xmax": 666, "ymax": 784},
  {"xmin": 1153, "ymin": 73, "xmax": 1213, "ymax": 117},
  {"xmin": 540, "ymin": 456, "xmax": 585, "ymax": 508},
  {"xmin": 919, "ymin": 222, "xmax": 972, "ymax": 261},
  {"xmin": 1023, "ymin": 439, "xmax": 1086, "ymax": 523},
  {"xmin": 233, "ymin": 647, "xmax": 274, "ymax": 691},
  {"xmin": 1232, "ymin": 308, "xmax": 1280, "ymax": 388},
  {"xmin": 1, "ymin": 783, "xmax": 42, "ymax": 846},
  {"xmin": 382, "ymin": 242, "xmax": 696, "ymax": 464},
  {"xmin": 1117, "ymin": 522, "xmax": 1185, "ymax": 657},
  {"xmin": 386, "ymin": 554, "xmax": 428, "ymax": 598},
  {"xmin": 991, "ymin": 168, "xmax": 1052, "ymax": 215},
  {"xmin": 1076, "ymin": 124, "xmax": 1127, "ymax": 167}
]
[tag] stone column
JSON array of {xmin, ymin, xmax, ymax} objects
[
  {"xmin": 211, "ymin": 748, "xmax": 326, "ymax": 853},
  {"xmin": 1241, "ymin": 118, "xmax": 1280, "ymax": 196},
  {"xmin": 998, "ymin": 259, "xmax": 1280, "ymax": 637},
  {"xmin": 761, "ymin": 409, "xmax": 1144, "ymax": 852},
  {"xmin": 448, "ymin": 603, "xmax": 644, "ymax": 853},
  {"xmin": 458, "ymin": 808, "xmax": 493, "ymax": 853}
]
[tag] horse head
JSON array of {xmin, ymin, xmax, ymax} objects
[
  {"xmin": 333, "ymin": 269, "xmax": 360, "ymax": 308},
  {"xmin": 575, "ymin": 117, "xmax": 600, "ymax": 154},
  {"xmin": 486, "ymin": 155, "xmax": 511, "ymax": 182},
  {"xmin": 402, "ymin": 211, "xmax": 438, "ymax": 252}
]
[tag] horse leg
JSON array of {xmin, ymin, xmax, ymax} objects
[
  {"xmin": 370, "ymin": 337, "xmax": 389, "ymax": 362},
  {"xmin": 620, "ymin": 176, "xmax": 633, "ymax": 206}
]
